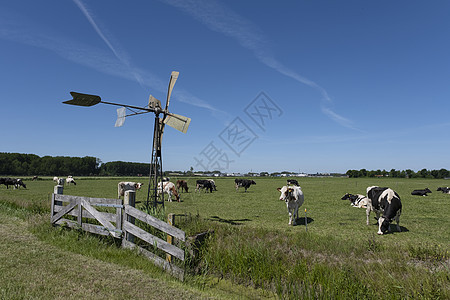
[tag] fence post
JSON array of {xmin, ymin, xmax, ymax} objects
[
  {"xmin": 166, "ymin": 213, "xmax": 174, "ymax": 263},
  {"xmin": 124, "ymin": 190, "xmax": 136, "ymax": 244},
  {"xmin": 54, "ymin": 185, "xmax": 63, "ymax": 195}
]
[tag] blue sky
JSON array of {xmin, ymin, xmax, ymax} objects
[{"xmin": 1, "ymin": 0, "xmax": 449, "ymax": 174}]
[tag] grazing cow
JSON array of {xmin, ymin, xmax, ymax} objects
[
  {"xmin": 341, "ymin": 193, "xmax": 369, "ymax": 208},
  {"xmin": 411, "ymin": 188, "xmax": 431, "ymax": 196},
  {"xmin": 118, "ymin": 182, "xmax": 143, "ymax": 198},
  {"xmin": 207, "ymin": 179, "xmax": 217, "ymax": 191},
  {"xmin": 437, "ymin": 187, "xmax": 450, "ymax": 194},
  {"xmin": 14, "ymin": 178, "xmax": 27, "ymax": 189},
  {"xmin": 366, "ymin": 186, "xmax": 402, "ymax": 235},
  {"xmin": 0, "ymin": 178, "xmax": 26, "ymax": 189},
  {"xmin": 277, "ymin": 186, "xmax": 304, "ymax": 225},
  {"xmin": 196, "ymin": 180, "xmax": 213, "ymax": 193},
  {"xmin": 66, "ymin": 177, "xmax": 77, "ymax": 185},
  {"xmin": 158, "ymin": 181, "xmax": 180, "ymax": 202},
  {"xmin": 176, "ymin": 180, "xmax": 189, "ymax": 193},
  {"xmin": 235, "ymin": 179, "xmax": 256, "ymax": 192},
  {"xmin": 287, "ymin": 179, "xmax": 299, "ymax": 186}
]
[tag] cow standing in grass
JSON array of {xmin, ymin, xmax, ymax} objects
[
  {"xmin": 176, "ymin": 180, "xmax": 189, "ymax": 193},
  {"xmin": 277, "ymin": 185, "xmax": 304, "ymax": 225},
  {"xmin": 196, "ymin": 180, "xmax": 213, "ymax": 193},
  {"xmin": 366, "ymin": 186, "xmax": 402, "ymax": 235},
  {"xmin": 158, "ymin": 181, "xmax": 180, "ymax": 202},
  {"xmin": 235, "ymin": 179, "xmax": 256, "ymax": 192}
]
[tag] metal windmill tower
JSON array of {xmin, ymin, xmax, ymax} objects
[{"xmin": 63, "ymin": 71, "xmax": 191, "ymax": 211}]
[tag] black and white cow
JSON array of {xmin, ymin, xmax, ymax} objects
[
  {"xmin": 235, "ymin": 179, "xmax": 256, "ymax": 192},
  {"xmin": 437, "ymin": 187, "xmax": 450, "ymax": 194},
  {"xmin": 341, "ymin": 193, "xmax": 369, "ymax": 208},
  {"xmin": 196, "ymin": 180, "xmax": 213, "ymax": 193},
  {"xmin": 366, "ymin": 186, "xmax": 402, "ymax": 235},
  {"xmin": 287, "ymin": 179, "xmax": 299, "ymax": 186},
  {"xmin": 0, "ymin": 178, "xmax": 26, "ymax": 189},
  {"xmin": 277, "ymin": 185, "xmax": 304, "ymax": 225},
  {"xmin": 411, "ymin": 188, "xmax": 432, "ymax": 196}
]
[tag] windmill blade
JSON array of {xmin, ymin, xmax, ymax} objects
[
  {"xmin": 148, "ymin": 95, "xmax": 162, "ymax": 110},
  {"xmin": 63, "ymin": 92, "xmax": 101, "ymax": 106},
  {"xmin": 165, "ymin": 71, "xmax": 179, "ymax": 111},
  {"xmin": 163, "ymin": 113, "xmax": 191, "ymax": 134},
  {"xmin": 115, "ymin": 107, "xmax": 126, "ymax": 127}
]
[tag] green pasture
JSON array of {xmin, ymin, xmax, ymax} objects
[
  {"xmin": 4, "ymin": 176, "xmax": 449, "ymax": 244},
  {"xmin": 1, "ymin": 176, "xmax": 449, "ymax": 299}
]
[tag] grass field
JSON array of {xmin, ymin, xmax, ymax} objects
[{"xmin": 0, "ymin": 176, "xmax": 449, "ymax": 299}]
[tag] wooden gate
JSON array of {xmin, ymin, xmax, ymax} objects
[
  {"xmin": 51, "ymin": 193, "xmax": 122, "ymax": 238},
  {"xmin": 50, "ymin": 188, "xmax": 186, "ymax": 280}
]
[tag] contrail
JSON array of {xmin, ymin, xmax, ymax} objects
[
  {"xmin": 160, "ymin": 0, "xmax": 356, "ymax": 129},
  {"xmin": 73, "ymin": 0, "xmax": 145, "ymax": 87}
]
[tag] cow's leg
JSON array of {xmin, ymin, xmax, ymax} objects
[
  {"xmin": 293, "ymin": 207, "xmax": 299, "ymax": 225},
  {"xmin": 288, "ymin": 209, "xmax": 293, "ymax": 225},
  {"xmin": 366, "ymin": 206, "xmax": 371, "ymax": 225}
]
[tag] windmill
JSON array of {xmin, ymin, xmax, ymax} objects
[{"xmin": 63, "ymin": 71, "xmax": 191, "ymax": 211}]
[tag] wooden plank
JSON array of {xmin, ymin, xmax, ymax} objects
[
  {"xmin": 122, "ymin": 239, "xmax": 184, "ymax": 281},
  {"xmin": 50, "ymin": 193, "xmax": 55, "ymax": 218},
  {"xmin": 51, "ymin": 201, "xmax": 78, "ymax": 224},
  {"xmin": 166, "ymin": 213, "xmax": 174, "ymax": 263},
  {"xmin": 55, "ymin": 219, "xmax": 117, "ymax": 236},
  {"xmin": 53, "ymin": 205, "xmax": 117, "ymax": 223},
  {"xmin": 123, "ymin": 220, "xmax": 184, "ymax": 261},
  {"xmin": 125, "ymin": 205, "xmax": 185, "ymax": 241},
  {"xmin": 81, "ymin": 199, "xmax": 119, "ymax": 238},
  {"xmin": 116, "ymin": 206, "xmax": 122, "ymax": 232},
  {"xmin": 77, "ymin": 201, "xmax": 82, "ymax": 227},
  {"xmin": 55, "ymin": 194, "xmax": 121, "ymax": 205}
]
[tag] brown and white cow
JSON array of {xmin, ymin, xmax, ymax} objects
[
  {"xmin": 118, "ymin": 181, "xmax": 143, "ymax": 198},
  {"xmin": 277, "ymin": 185, "xmax": 304, "ymax": 225},
  {"xmin": 158, "ymin": 181, "xmax": 180, "ymax": 202}
]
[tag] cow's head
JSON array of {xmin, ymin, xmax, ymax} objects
[
  {"xmin": 377, "ymin": 216, "xmax": 391, "ymax": 235},
  {"xmin": 251, "ymin": 180, "xmax": 256, "ymax": 185},
  {"xmin": 277, "ymin": 186, "xmax": 294, "ymax": 202},
  {"xmin": 425, "ymin": 188, "xmax": 432, "ymax": 194},
  {"xmin": 134, "ymin": 182, "xmax": 143, "ymax": 190},
  {"xmin": 341, "ymin": 193, "xmax": 350, "ymax": 200},
  {"xmin": 17, "ymin": 179, "xmax": 26, "ymax": 188},
  {"xmin": 173, "ymin": 188, "xmax": 180, "ymax": 202}
]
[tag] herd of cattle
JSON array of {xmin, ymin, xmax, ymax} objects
[{"xmin": 2, "ymin": 175, "xmax": 449, "ymax": 234}]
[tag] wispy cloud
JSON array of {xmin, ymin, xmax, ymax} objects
[
  {"xmin": 0, "ymin": 4, "xmax": 221, "ymax": 115},
  {"xmin": 160, "ymin": 0, "xmax": 356, "ymax": 130}
]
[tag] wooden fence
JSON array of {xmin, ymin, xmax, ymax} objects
[{"xmin": 50, "ymin": 186, "xmax": 186, "ymax": 280}]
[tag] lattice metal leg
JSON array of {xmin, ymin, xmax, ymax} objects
[{"xmin": 146, "ymin": 115, "xmax": 164, "ymax": 212}]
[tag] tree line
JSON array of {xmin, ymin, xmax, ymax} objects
[
  {"xmin": 2, "ymin": 153, "xmax": 449, "ymax": 179},
  {"xmin": 345, "ymin": 168, "xmax": 450, "ymax": 179}
]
